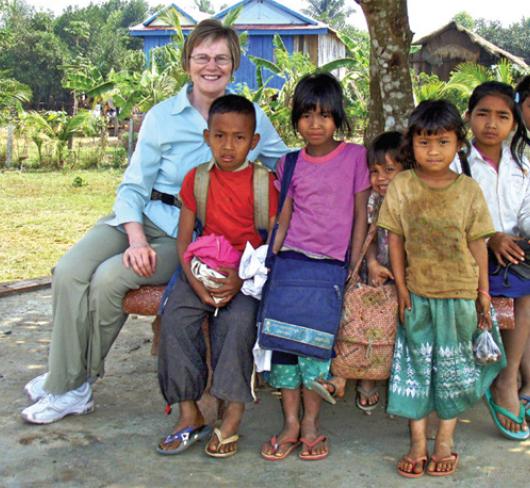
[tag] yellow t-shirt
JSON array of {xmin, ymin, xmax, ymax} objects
[{"xmin": 377, "ymin": 170, "xmax": 495, "ymax": 299}]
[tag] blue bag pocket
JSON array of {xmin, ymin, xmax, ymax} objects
[{"xmin": 258, "ymin": 253, "xmax": 347, "ymax": 359}]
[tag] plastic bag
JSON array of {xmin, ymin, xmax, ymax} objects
[{"xmin": 473, "ymin": 330, "xmax": 502, "ymax": 364}]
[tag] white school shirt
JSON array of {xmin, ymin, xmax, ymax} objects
[{"xmin": 451, "ymin": 144, "xmax": 530, "ymax": 237}]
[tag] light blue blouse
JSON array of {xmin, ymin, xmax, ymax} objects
[{"xmin": 106, "ymin": 84, "xmax": 288, "ymax": 238}]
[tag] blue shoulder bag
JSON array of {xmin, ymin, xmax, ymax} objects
[{"xmin": 257, "ymin": 151, "xmax": 349, "ymax": 360}]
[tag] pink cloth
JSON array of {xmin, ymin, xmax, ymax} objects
[
  {"xmin": 275, "ymin": 142, "xmax": 370, "ymax": 261},
  {"xmin": 183, "ymin": 235, "xmax": 242, "ymax": 271}
]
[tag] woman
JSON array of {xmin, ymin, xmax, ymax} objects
[{"xmin": 21, "ymin": 19, "xmax": 287, "ymax": 425}]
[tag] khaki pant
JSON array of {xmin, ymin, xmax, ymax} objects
[{"xmin": 45, "ymin": 215, "xmax": 179, "ymax": 395}]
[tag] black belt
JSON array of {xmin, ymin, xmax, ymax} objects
[{"xmin": 151, "ymin": 189, "xmax": 181, "ymax": 208}]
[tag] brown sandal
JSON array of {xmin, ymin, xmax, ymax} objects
[{"xmin": 204, "ymin": 428, "xmax": 239, "ymax": 458}]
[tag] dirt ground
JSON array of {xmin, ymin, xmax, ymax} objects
[{"xmin": 1, "ymin": 288, "xmax": 529, "ymax": 488}]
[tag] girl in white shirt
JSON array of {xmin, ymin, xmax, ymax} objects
[
  {"xmin": 515, "ymin": 75, "xmax": 530, "ymax": 422},
  {"xmin": 466, "ymin": 81, "xmax": 530, "ymax": 441}
]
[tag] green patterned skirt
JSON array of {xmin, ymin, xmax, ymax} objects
[{"xmin": 387, "ymin": 292, "xmax": 506, "ymax": 420}]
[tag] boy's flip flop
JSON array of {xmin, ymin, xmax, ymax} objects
[
  {"xmin": 484, "ymin": 388, "xmax": 529, "ymax": 441},
  {"xmin": 310, "ymin": 380, "xmax": 337, "ymax": 405},
  {"xmin": 156, "ymin": 424, "xmax": 213, "ymax": 455},
  {"xmin": 260, "ymin": 435, "xmax": 300, "ymax": 461},
  {"xmin": 204, "ymin": 428, "xmax": 240, "ymax": 458}
]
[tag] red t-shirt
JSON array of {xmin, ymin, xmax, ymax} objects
[{"xmin": 180, "ymin": 164, "xmax": 278, "ymax": 251}]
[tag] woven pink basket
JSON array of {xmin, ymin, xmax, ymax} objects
[{"xmin": 331, "ymin": 279, "xmax": 398, "ymax": 380}]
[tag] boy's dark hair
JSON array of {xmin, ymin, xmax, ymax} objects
[
  {"xmin": 291, "ymin": 72, "xmax": 351, "ymax": 135},
  {"xmin": 208, "ymin": 94, "xmax": 256, "ymax": 132},
  {"xmin": 515, "ymin": 75, "xmax": 530, "ymax": 106},
  {"xmin": 400, "ymin": 99, "xmax": 469, "ymax": 169},
  {"xmin": 468, "ymin": 81, "xmax": 530, "ymax": 168},
  {"xmin": 367, "ymin": 131, "xmax": 404, "ymax": 167}
]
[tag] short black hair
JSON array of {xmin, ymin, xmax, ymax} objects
[
  {"xmin": 367, "ymin": 131, "xmax": 403, "ymax": 167},
  {"xmin": 401, "ymin": 99, "xmax": 468, "ymax": 169},
  {"xmin": 291, "ymin": 72, "xmax": 351, "ymax": 135},
  {"xmin": 208, "ymin": 94, "xmax": 256, "ymax": 132}
]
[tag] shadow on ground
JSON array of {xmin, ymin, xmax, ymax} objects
[{"xmin": 1, "ymin": 289, "xmax": 529, "ymax": 487}]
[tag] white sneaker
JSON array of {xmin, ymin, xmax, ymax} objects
[
  {"xmin": 24, "ymin": 372, "xmax": 49, "ymax": 403},
  {"xmin": 21, "ymin": 382, "xmax": 94, "ymax": 424}
]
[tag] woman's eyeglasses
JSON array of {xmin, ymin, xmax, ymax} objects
[{"xmin": 190, "ymin": 54, "xmax": 232, "ymax": 66}]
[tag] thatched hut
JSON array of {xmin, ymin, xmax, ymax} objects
[{"xmin": 411, "ymin": 21, "xmax": 528, "ymax": 81}]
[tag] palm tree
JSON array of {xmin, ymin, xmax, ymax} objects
[{"xmin": 303, "ymin": 0, "xmax": 355, "ymax": 29}]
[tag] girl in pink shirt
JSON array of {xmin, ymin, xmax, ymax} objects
[{"xmin": 260, "ymin": 73, "xmax": 370, "ymax": 461}]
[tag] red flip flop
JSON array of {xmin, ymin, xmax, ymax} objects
[
  {"xmin": 260, "ymin": 435, "xmax": 300, "ymax": 461},
  {"xmin": 396, "ymin": 455, "xmax": 428, "ymax": 478},
  {"xmin": 298, "ymin": 435, "xmax": 328, "ymax": 461},
  {"xmin": 427, "ymin": 452, "xmax": 459, "ymax": 477}
]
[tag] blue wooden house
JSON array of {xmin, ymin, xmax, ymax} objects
[{"xmin": 129, "ymin": 0, "xmax": 346, "ymax": 89}]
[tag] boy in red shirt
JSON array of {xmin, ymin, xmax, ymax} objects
[{"xmin": 157, "ymin": 95, "xmax": 279, "ymax": 458}]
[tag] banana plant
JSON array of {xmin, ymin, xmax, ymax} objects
[{"xmin": 21, "ymin": 110, "xmax": 93, "ymax": 167}]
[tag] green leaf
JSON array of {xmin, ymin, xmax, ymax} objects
[
  {"xmin": 223, "ymin": 5, "xmax": 243, "ymax": 26},
  {"xmin": 319, "ymin": 58, "xmax": 359, "ymax": 72},
  {"xmin": 159, "ymin": 6, "xmax": 185, "ymax": 47},
  {"xmin": 272, "ymin": 34, "xmax": 287, "ymax": 54},
  {"xmin": 247, "ymin": 55, "xmax": 282, "ymax": 76}
]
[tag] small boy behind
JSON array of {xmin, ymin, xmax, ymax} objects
[
  {"xmin": 157, "ymin": 95, "xmax": 278, "ymax": 458},
  {"xmin": 330, "ymin": 132, "xmax": 404, "ymax": 411}
]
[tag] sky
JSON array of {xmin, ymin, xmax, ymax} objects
[{"xmin": 24, "ymin": 0, "xmax": 528, "ymax": 39}]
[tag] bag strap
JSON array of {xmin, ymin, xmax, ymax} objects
[
  {"xmin": 194, "ymin": 159, "xmax": 271, "ymax": 234},
  {"xmin": 252, "ymin": 160, "xmax": 271, "ymax": 233},
  {"xmin": 193, "ymin": 161, "xmax": 211, "ymax": 228},
  {"xmin": 350, "ymin": 222, "xmax": 378, "ymax": 280},
  {"xmin": 267, "ymin": 150, "xmax": 300, "ymax": 261}
]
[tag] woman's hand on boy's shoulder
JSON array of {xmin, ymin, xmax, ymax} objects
[{"xmin": 206, "ymin": 267, "xmax": 243, "ymax": 307}]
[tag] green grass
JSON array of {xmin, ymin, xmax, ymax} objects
[{"xmin": 0, "ymin": 169, "xmax": 123, "ymax": 281}]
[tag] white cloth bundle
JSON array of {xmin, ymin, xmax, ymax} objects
[{"xmin": 238, "ymin": 242, "xmax": 269, "ymax": 300}]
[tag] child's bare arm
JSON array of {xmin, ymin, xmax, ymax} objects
[
  {"xmin": 366, "ymin": 240, "xmax": 394, "ymax": 286},
  {"xmin": 177, "ymin": 205, "xmax": 216, "ymax": 307},
  {"xmin": 388, "ymin": 231, "xmax": 410, "ymax": 323},
  {"xmin": 349, "ymin": 189, "xmax": 370, "ymax": 268},
  {"xmin": 468, "ymin": 238, "xmax": 492, "ymax": 329},
  {"xmin": 271, "ymin": 196, "xmax": 293, "ymax": 254}
]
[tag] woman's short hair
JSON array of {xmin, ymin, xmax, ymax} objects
[{"xmin": 181, "ymin": 19, "xmax": 241, "ymax": 73}]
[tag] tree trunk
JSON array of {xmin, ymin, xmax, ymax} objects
[{"xmin": 355, "ymin": 0, "xmax": 415, "ymax": 144}]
